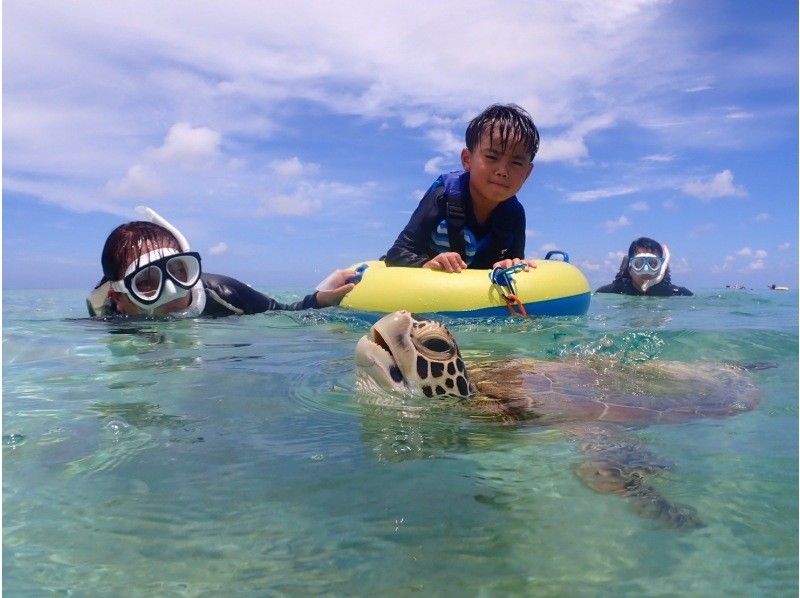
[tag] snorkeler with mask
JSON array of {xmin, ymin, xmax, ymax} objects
[
  {"xmin": 595, "ymin": 237, "xmax": 693, "ymax": 297},
  {"xmin": 87, "ymin": 207, "xmax": 357, "ymax": 318}
]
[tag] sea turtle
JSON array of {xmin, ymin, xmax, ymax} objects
[{"xmin": 355, "ymin": 311, "xmax": 762, "ymax": 529}]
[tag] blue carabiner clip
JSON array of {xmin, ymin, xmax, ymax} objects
[{"xmin": 490, "ymin": 263, "xmax": 526, "ymax": 288}]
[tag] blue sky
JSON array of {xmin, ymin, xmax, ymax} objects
[{"xmin": 3, "ymin": 0, "xmax": 798, "ymax": 292}]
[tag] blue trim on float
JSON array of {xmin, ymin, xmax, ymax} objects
[
  {"xmin": 343, "ymin": 292, "xmax": 591, "ymax": 322},
  {"xmin": 436, "ymin": 291, "xmax": 591, "ymax": 318}
]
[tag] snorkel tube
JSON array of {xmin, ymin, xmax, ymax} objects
[
  {"xmin": 639, "ymin": 243, "xmax": 670, "ymax": 293},
  {"xmin": 135, "ymin": 206, "xmax": 206, "ymax": 318}
]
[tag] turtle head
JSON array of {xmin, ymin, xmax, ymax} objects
[{"xmin": 355, "ymin": 311, "xmax": 474, "ymax": 399}]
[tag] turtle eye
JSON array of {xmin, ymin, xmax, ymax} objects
[{"xmin": 422, "ymin": 338, "xmax": 452, "ymax": 352}]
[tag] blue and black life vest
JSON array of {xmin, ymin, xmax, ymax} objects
[{"xmin": 437, "ymin": 171, "xmax": 516, "ymax": 266}]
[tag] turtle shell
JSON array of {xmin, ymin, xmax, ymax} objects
[{"xmin": 469, "ymin": 358, "xmax": 760, "ymax": 424}]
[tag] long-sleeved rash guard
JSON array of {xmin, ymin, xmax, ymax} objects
[{"xmin": 384, "ymin": 171, "xmax": 526, "ymax": 269}]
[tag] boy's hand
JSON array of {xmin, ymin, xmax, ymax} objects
[
  {"xmin": 491, "ymin": 258, "xmax": 538, "ymax": 271},
  {"xmin": 315, "ymin": 268, "xmax": 358, "ymax": 307},
  {"xmin": 423, "ymin": 252, "xmax": 468, "ymax": 273}
]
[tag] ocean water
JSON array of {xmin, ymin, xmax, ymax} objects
[{"xmin": 3, "ymin": 288, "xmax": 798, "ymax": 596}]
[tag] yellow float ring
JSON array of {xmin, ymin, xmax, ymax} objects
[{"xmin": 340, "ymin": 258, "xmax": 591, "ymax": 317}]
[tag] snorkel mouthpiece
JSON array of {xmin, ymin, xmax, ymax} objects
[
  {"xmin": 142, "ymin": 278, "xmax": 189, "ymax": 315},
  {"xmin": 136, "ymin": 282, "xmax": 191, "ymax": 315}
]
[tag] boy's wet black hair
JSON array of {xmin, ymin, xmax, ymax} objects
[
  {"xmin": 465, "ymin": 103, "xmax": 540, "ymax": 161},
  {"xmin": 627, "ymin": 237, "xmax": 663, "ymax": 258},
  {"xmin": 101, "ymin": 221, "xmax": 180, "ymax": 281}
]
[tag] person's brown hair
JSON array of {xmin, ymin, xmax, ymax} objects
[{"xmin": 101, "ymin": 221, "xmax": 180, "ymax": 280}]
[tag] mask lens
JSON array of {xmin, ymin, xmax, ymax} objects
[
  {"xmin": 131, "ymin": 265, "xmax": 163, "ymax": 299},
  {"xmin": 166, "ymin": 254, "xmax": 200, "ymax": 287},
  {"xmin": 629, "ymin": 254, "xmax": 661, "ymax": 272}
]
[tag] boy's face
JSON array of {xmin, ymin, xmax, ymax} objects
[{"xmin": 461, "ymin": 132, "xmax": 533, "ymax": 208}]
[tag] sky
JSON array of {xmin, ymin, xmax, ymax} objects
[{"xmin": 3, "ymin": 0, "xmax": 798, "ymax": 293}]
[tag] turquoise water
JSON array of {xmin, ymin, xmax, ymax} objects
[{"xmin": 3, "ymin": 289, "xmax": 798, "ymax": 596}]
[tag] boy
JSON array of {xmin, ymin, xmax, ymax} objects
[
  {"xmin": 384, "ymin": 104, "xmax": 540, "ymax": 272},
  {"xmin": 87, "ymin": 207, "xmax": 356, "ymax": 318}
]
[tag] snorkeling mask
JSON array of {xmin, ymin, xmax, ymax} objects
[
  {"xmin": 629, "ymin": 245, "xmax": 671, "ymax": 292},
  {"xmin": 87, "ymin": 207, "xmax": 207, "ymax": 318},
  {"xmin": 110, "ymin": 248, "xmax": 202, "ymax": 309}
]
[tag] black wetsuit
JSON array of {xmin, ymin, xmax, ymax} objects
[
  {"xmin": 595, "ymin": 271, "xmax": 693, "ymax": 296},
  {"xmin": 200, "ymin": 273, "xmax": 320, "ymax": 316},
  {"xmin": 384, "ymin": 171, "xmax": 526, "ymax": 269},
  {"xmin": 88, "ymin": 272, "xmax": 321, "ymax": 317}
]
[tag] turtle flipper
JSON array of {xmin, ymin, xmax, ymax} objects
[
  {"xmin": 562, "ymin": 422, "xmax": 704, "ymax": 529},
  {"xmin": 573, "ymin": 457, "xmax": 703, "ymax": 529},
  {"xmin": 627, "ymin": 483, "xmax": 704, "ymax": 529}
]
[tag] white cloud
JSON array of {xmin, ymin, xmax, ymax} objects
[
  {"xmin": 642, "ymin": 153, "xmax": 675, "ymax": 163},
  {"xmin": 539, "ymin": 114, "xmax": 616, "ymax": 163},
  {"xmin": 579, "ymin": 260, "xmax": 603, "ymax": 272},
  {"xmin": 629, "ymin": 200, "xmax": 649, "ymax": 211},
  {"xmin": 662, "ymin": 199, "xmax": 677, "ymax": 210},
  {"xmin": 149, "ymin": 123, "xmax": 221, "ymax": 167},
  {"xmin": 754, "ymin": 212, "xmax": 770, "ymax": 222},
  {"xmin": 682, "ymin": 169, "xmax": 747, "ymax": 200},
  {"xmin": 259, "ymin": 192, "xmax": 322, "ymax": 216},
  {"xmin": 426, "ymin": 128, "xmax": 463, "ymax": 156},
  {"xmin": 269, "ymin": 157, "xmax": 320, "ymax": 178},
  {"xmin": 683, "ymin": 81, "xmax": 714, "ymax": 93},
  {"xmin": 778, "ymin": 242, "xmax": 791, "ymax": 251},
  {"xmin": 424, "ymin": 156, "xmax": 445, "ymax": 175},
  {"xmin": 207, "ymin": 242, "xmax": 229, "ymax": 256},
  {"xmin": 567, "ymin": 186, "xmax": 639, "ymax": 203},
  {"xmin": 725, "ymin": 248, "xmax": 769, "ymax": 272},
  {"xmin": 104, "ymin": 123, "xmax": 221, "ymax": 200},
  {"xmin": 258, "ymin": 180, "xmax": 378, "ymax": 217},
  {"xmin": 725, "ymin": 108, "xmax": 754, "ymax": 120},
  {"xmin": 592, "ymin": 250, "xmax": 628, "ymax": 277},
  {"xmin": 604, "ymin": 215, "xmax": 631, "ymax": 232},
  {"xmin": 669, "ymin": 256, "xmax": 691, "ymax": 274},
  {"xmin": 689, "ymin": 223, "xmax": 716, "ymax": 238},
  {"xmin": 105, "ymin": 164, "xmax": 165, "ymax": 198},
  {"xmin": 525, "ymin": 229, "xmax": 540, "ymax": 238},
  {"xmin": 540, "ymin": 135, "xmax": 589, "ymax": 163},
  {"xmin": 713, "ymin": 255, "xmax": 736, "ymax": 273},
  {"xmin": 539, "ymin": 242, "xmax": 558, "ymax": 252}
]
